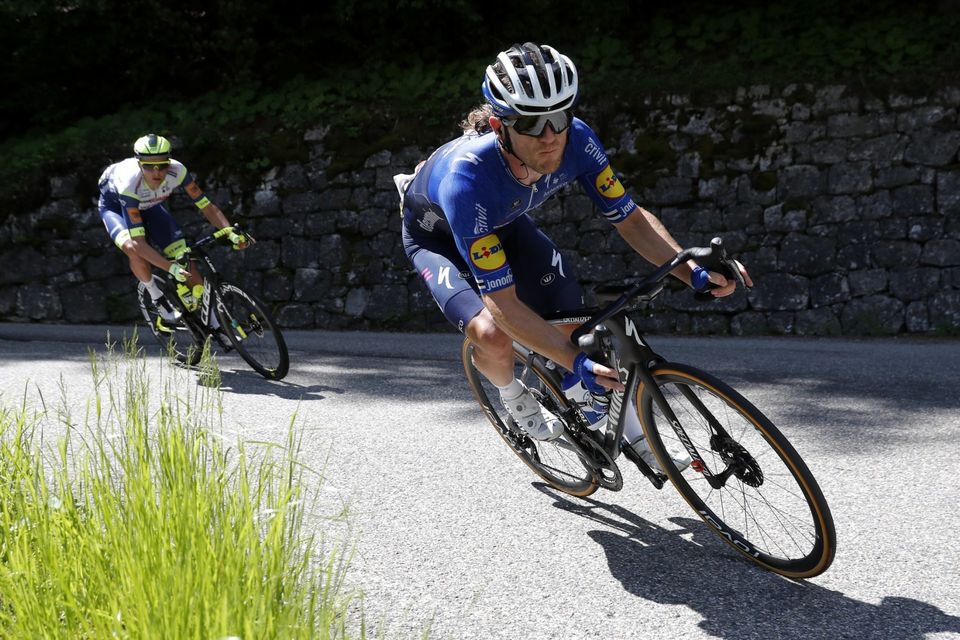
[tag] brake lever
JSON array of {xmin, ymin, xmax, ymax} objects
[
  {"xmin": 692, "ymin": 237, "xmax": 750, "ymax": 300},
  {"xmin": 231, "ymin": 224, "xmax": 256, "ymax": 247}
]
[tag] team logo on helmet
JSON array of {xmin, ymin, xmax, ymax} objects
[
  {"xmin": 595, "ymin": 165, "xmax": 625, "ymax": 199},
  {"xmin": 469, "ymin": 234, "xmax": 506, "ymax": 271}
]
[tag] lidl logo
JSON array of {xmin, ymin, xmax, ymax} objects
[
  {"xmin": 469, "ymin": 234, "xmax": 506, "ymax": 271},
  {"xmin": 595, "ymin": 165, "xmax": 624, "ymax": 199}
]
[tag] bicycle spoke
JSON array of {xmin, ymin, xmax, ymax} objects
[
  {"xmin": 216, "ymin": 285, "xmax": 289, "ymax": 379},
  {"xmin": 463, "ymin": 342, "xmax": 597, "ymax": 497},
  {"xmin": 640, "ymin": 366, "xmax": 834, "ymax": 577},
  {"xmin": 137, "ymin": 281, "xmax": 202, "ymax": 366}
]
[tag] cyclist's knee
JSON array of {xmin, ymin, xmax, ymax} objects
[
  {"xmin": 467, "ymin": 312, "xmax": 511, "ymax": 355},
  {"xmin": 120, "ymin": 237, "xmax": 146, "ymax": 257}
]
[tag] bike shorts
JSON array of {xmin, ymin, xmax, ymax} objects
[
  {"xmin": 402, "ymin": 213, "xmax": 584, "ymax": 333},
  {"xmin": 98, "ymin": 191, "xmax": 186, "ymax": 258}
]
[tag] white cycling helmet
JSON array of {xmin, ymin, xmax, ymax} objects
[{"xmin": 482, "ymin": 42, "xmax": 579, "ymax": 118}]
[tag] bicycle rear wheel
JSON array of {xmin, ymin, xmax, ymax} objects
[
  {"xmin": 637, "ymin": 363, "xmax": 836, "ymax": 578},
  {"xmin": 137, "ymin": 278, "xmax": 203, "ymax": 366},
  {"xmin": 215, "ymin": 284, "xmax": 289, "ymax": 380},
  {"xmin": 462, "ymin": 339, "xmax": 599, "ymax": 497}
]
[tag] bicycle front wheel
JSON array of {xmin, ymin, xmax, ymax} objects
[
  {"xmin": 637, "ymin": 363, "xmax": 836, "ymax": 578},
  {"xmin": 215, "ymin": 284, "xmax": 289, "ymax": 380},
  {"xmin": 462, "ymin": 339, "xmax": 599, "ymax": 497}
]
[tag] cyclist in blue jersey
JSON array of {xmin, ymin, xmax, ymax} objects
[
  {"xmin": 98, "ymin": 134, "xmax": 248, "ymax": 329},
  {"xmin": 396, "ymin": 43, "xmax": 752, "ymax": 470}
]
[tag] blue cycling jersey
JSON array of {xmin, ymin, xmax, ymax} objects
[{"xmin": 402, "ymin": 118, "xmax": 637, "ymax": 294}]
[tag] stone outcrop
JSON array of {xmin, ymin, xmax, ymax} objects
[{"xmin": 2, "ymin": 84, "xmax": 959, "ymax": 336}]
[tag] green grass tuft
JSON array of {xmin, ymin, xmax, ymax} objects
[{"xmin": 0, "ymin": 337, "xmax": 360, "ymax": 638}]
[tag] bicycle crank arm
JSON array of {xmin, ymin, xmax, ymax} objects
[
  {"xmin": 562, "ymin": 431, "xmax": 623, "ymax": 491},
  {"xmin": 620, "ymin": 444, "xmax": 667, "ymax": 489}
]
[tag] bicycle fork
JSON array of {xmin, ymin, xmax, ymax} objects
[{"xmin": 632, "ymin": 365, "xmax": 750, "ymax": 491}]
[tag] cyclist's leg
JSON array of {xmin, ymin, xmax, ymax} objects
[
  {"xmin": 101, "ymin": 198, "xmax": 182, "ymax": 328},
  {"xmin": 500, "ymin": 215, "xmax": 586, "ymax": 351},
  {"xmin": 404, "ymin": 227, "xmax": 515, "ymax": 385},
  {"xmin": 502, "ymin": 214, "xmax": 585, "ymax": 318},
  {"xmin": 464, "ymin": 308, "xmax": 514, "ymax": 386},
  {"xmin": 142, "ymin": 205, "xmax": 200, "ymax": 286},
  {"xmin": 99, "ymin": 195, "xmax": 154, "ymax": 284},
  {"xmin": 100, "ymin": 197, "xmax": 179, "ymax": 285}
]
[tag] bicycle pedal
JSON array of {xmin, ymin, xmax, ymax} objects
[
  {"xmin": 648, "ymin": 471, "xmax": 667, "ymax": 490},
  {"xmin": 155, "ymin": 317, "xmax": 174, "ymax": 334}
]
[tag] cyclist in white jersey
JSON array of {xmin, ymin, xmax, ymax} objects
[{"xmin": 97, "ymin": 134, "xmax": 247, "ymax": 327}]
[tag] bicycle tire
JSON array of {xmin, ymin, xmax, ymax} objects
[
  {"xmin": 215, "ymin": 284, "xmax": 289, "ymax": 380},
  {"xmin": 637, "ymin": 363, "xmax": 836, "ymax": 578},
  {"xmin": 136, "ymin": 278, "xmax": 204, "ymax": 366},
  {"xmin": 462, "ymin": 339, "xmax": 599, "ymax": 497}
]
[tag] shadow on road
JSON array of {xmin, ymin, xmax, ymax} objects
[
  {"xmin": 535, "ymin": 483, "xmax": 960, "ymax": 640},
  {"xmin": 215, "ymin": 368, "xmax": 343, "ymax": 401}
]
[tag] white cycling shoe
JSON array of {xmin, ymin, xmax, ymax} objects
[
  {"xmin": 502, "ymin": 390, "xmax": 564, "ymax": 441},
  {"xmin": 151, "ymin": 298, "xmax": 181, "ymax": 332},
  {"xmin": 629, "ymin": 436, "xmax": 692, "ymax": 473}
]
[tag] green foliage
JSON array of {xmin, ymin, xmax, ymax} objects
[
  {"xmin": 0, "ymin": 57, "xmax": 484, "ymax": 206},
  {"xmin": 637, "ymin": 2, "xmax": 959, "ymax": 90},
  {"xmin": 0, "ymin": 339, "xmax": 359, "ymax": 638},
  {"xmin": 2, "ymin": 2, "xmax": 959, "ymax": 206}
]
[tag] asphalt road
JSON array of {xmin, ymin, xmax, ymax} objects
[{"xmin": 1, "ymin": 322, "xmax": 959, "ymax": 639}]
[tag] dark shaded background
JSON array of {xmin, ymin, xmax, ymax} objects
[{"xmin": 5, "ymin": 0, "xmax": 960, "ymax": 140}]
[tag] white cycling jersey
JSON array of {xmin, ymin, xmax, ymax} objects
[{"xmin": 98, "ymin": 157, "xmax": 209, "ymax": 210}]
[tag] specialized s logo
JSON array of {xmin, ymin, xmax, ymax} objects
[
  {"xmin": 469, "ymin": 234, "xmax": 506, "ymax": 271},
  {"xmin": 595, "ymin": 165, "xmax": 625, "ymax": 199}
]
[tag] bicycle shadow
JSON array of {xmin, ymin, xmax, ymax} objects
[
  {"xmin": 534, "ymin": 483, "xmax": 960, "ymax": 640},
  {"xmin": 179, "ymin": 365, "xmax": 343, "ymax": 401}
]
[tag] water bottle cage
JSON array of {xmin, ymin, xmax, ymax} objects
[{"xmin": 176, "ymin": 283, "xmax": 199, "ymax": 312}]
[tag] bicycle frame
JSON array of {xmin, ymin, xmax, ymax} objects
[
  {"xmin": 540, "ymin": 304, "xmax": 667, "ymax": 487},
  {"xmin": 475, "ymin": 239, "xmax": 836, "ymax": 576},
  {"xmin": 158, "ymin": 235, "xmax": 229, "ymax": 343},
  {"xmin": 533, "ymin": 238, "xmax": 746, "ymax": 488}
]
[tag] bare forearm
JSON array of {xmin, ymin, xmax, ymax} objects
[
  {"xmin": 200, "ymin": 203, "xmax": 231, "ymax": 228},
  {"xmin": 616, "ymin": 207, "xmax": 680, "ymax": 261},
  {"xmin": 616, "ymin": 207, "xmax": 696, "ymax": 285},
  {"xmin": 483, "ymin": 292, "xmax": 579, "ymax": 371}
]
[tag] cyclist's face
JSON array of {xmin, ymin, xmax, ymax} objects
[
  {"xmin": 495, "ymin": 119, "xmax": 568, "ymax": 175},
  {"xmin": 140, "ymin": 162, "xmax": 170, "ymax": 188}
]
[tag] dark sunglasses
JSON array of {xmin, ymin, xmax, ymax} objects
[
  {"xmin": 140, "ymin": 162, "xmax": 170, "ymax": 172},
  {"xmin": 503, "ymin": 110, "xmax": 572, "ymax": 137}
]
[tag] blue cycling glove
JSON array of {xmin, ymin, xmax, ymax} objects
[
  {"xmin": 691, "ymin": 266, "xmax": 711, "ymax": 292},
  {"xmin": 573, "ymin": 352, "xmax": 606, "ymax": 395}
]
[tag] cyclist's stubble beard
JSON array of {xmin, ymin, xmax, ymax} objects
[{"xmin": 503, "ymin": 127, "xmax": 568, "ymax": 177}]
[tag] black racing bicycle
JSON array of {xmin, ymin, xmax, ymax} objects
[
  {"xmin": 463, "ymin": 238, "xmax": 836, "ymax": 578},
  {"xmin": 137, "ymin": 228, "xmax": 289, "ymax": 380}
]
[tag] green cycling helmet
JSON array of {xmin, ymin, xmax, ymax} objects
[{"xmin": 134, "ymin": 134, "xmax": 172, "ymax": 163}]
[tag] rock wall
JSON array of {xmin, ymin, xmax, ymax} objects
[{"xmin": 2, "ymin": 84, "xmax": 959, "ymax": 336}]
